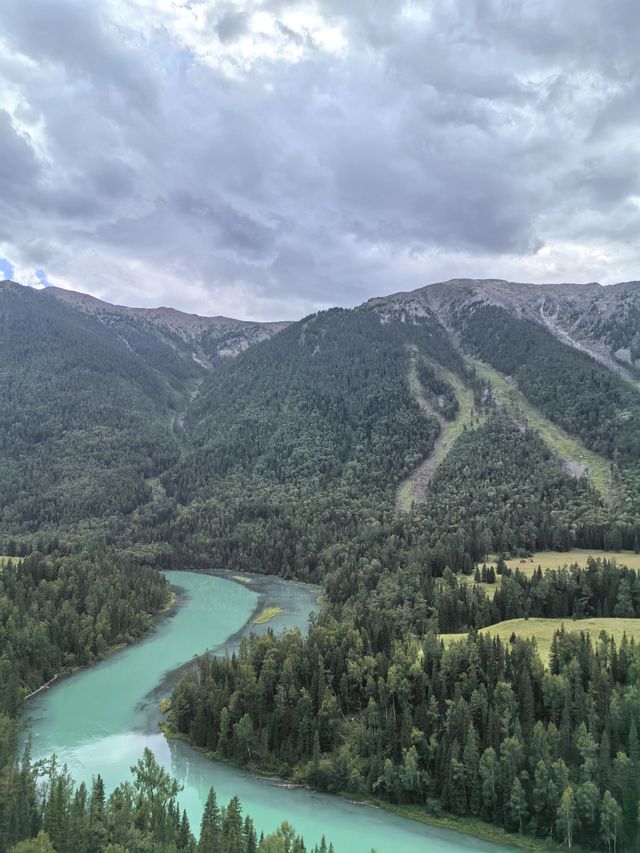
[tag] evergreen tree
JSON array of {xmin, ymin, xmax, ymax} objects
[
  {"xmin": 199, "ymin": 787, "xmax": 221, "ymax": 853},
  {"xmin": 556, "ymin": 785, "xmax": 576, "ymax": 849}
]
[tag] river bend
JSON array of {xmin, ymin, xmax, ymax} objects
[{"xmin": 24, "ymin": 571, "xmax": 512, "ymax": 853}]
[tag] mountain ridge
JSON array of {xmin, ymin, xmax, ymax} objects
[
  {"xmin": 1, "ymin": 279, "xmax": 290, "ymax": 365},
  {"xmin": 368, "ymin": 276, "xmax": 640, "ymax": 380},
  {"xmin": 43, "ymin": 283, "xmax": 290, "ymax": 338},
  {"xmin": 7, "ymin": 273, "xmax": 640, "ymax": 380}
]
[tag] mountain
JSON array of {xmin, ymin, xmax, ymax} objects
[
  {"xmin": 4, "ymin": 275, "xmax": 640, "ymax": 851},
  {"xmin": 152, "ymin": 277, "xmax": 639, "ymax": 581},
  {"xmin": 46, "ymin": 284, "xmax": 290, "ymax": 364},
  {"xmin": 2, "ymin": 275, "xmax": 640, "ymax": 553},
  {"xmin": 0, "ymin": 280, "xmax": 286, "ymax": 542},
  {"xmin": 370, "ymin": 278, "xmax": 640, "ymax": 465},
  {"xmin": 370, "ymin": 277, "xmax": 640, "ymax": 380}
]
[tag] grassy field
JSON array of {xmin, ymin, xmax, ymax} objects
[
  {"xmin": 486, "ymin": 549, "xmax": 640, "ymax": 576},
  {"xmin": 397, "ymin": 350, "xmax": 481, "ymax": 511},
  {"xmin": 253, "ymin": 607, "xmax": 284, "ymax": 624},
  {"xmin": 456, "ymin": 573, "xmax": 501, "ymax": 599},
  {"xmin": 470, "ymin": 359, "xmax": 613, "ymax": 501},
  {"xmin": 456, "ymin": 550, "xmax": 640, "ymax": 600},
  {"xmin": 441, "ymin": 616, "xmax": 640, "ymax": 664}
]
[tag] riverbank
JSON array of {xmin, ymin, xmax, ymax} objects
[
  {"xmin": 24, "ymin": 583, "xmax": 177, "ymax": 704},
  {"xmin": 158, "ymin": 574, "xmax": 529, "ymax": 852},
  {"xmin": 26, "ymin": 570, "xmax": 514, "ymax": 853},
  {"xmin": 162, "ymin": 722, "xmax": 543, "ymax": 852},
  {"xmin": 357, "ymin": 800, "xmax": 571, "ymax": 852},
  {"xmin": 158, "ymin": 575, "xmax": 531, "ymax": 852},
  {"xmin": 142, "ymin": 570, "xmax": 320, "ymax": 723}
]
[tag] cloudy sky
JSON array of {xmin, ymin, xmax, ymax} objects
[{"xmin": 1, "ymin": 0, "xmax": 639, "ymax": 320}]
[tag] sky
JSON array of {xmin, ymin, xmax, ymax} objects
[{"xmin": 1, "ymin": 0, "xmax": 639, "ymax": 321}]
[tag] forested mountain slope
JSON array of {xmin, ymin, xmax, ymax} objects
[
  {"xmin": 0, "ymin": 281, "xmax": 284, "ymax": 541},
  {"xmin": 4, "ymin": 277, "xmax": 639, "ymax": 557},
  {"xmin": 4, "ymin": 276, "xmax": 640, "ymax": 850},
  {"xmin": 160, "ymin": 306, "xmax": 463, "ymax": 578},
  {"xmin": 47, "ymin": 285, "xmax": 289, "ymax": 364},
  {"xmin": 371, "ymin": 279, "xmax": 640, "ymax": 517}
]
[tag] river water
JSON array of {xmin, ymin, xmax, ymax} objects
[{"xmin": 24, "ymin": 571, "xmax": 512, "ymax": 852}]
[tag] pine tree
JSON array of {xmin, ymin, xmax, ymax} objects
[
  {"xmin": 614, "ymin": 578, "xmax": 635, "ymax": 618},
  {"xmin": 462, "ymin": 724, "xmax": 480, "ymax": 815},
  {"xmin": 198, "ymin": 788, "xmax": 221, "ymax": 852},
  {"xmin": 517, "ymin": 670, "xmax": 534, "ymax": 741},
  {"xmin": 599, "ymin": 728, "xmax": 611, "ymax": 792},
  {"xmin": 178, "ymin": 809, "xmax": 193, "ymax": 850},
  {"xmin": 629, "ymin": 719, "xmax": 640, "ymax": 799},
  {"xmin": 43, "ymin": 776, "xmax": 67, "ymax": 852},
  {"xmin": 243, "ymin": 815, "xmax": 257, "ymax": 853},
  {"xmin": 220, "ymin": 796, "xmax": 244, "ymax": 853}
]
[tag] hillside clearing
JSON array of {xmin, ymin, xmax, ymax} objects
[
  {"xmin": 456, "ymin": 574, "xmax": 500, "ymax": 599},
  {"xmin": 470, "ymin": 359, "xmax": 613, "ymax": 501},
  {"xmin": 440, "ymin": 617, "xmax": 640, "ymax": 665},
  {"xmin": 396, "ymin": 349, "xmax": 479, "ymax": 511}
]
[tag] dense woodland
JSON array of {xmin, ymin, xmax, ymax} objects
[
  {"xmin": 154, "ymin": 309, "xmax": 631, "ymax": 580},
  {"xmin": 172, "ymin": 559, "xmax": 640, "ymax": 851},
  {"xmin": 414, "ymin": 357, "xmax": 459, "ymax": 420},
  {"xmin": 2, "ymin": 746, "xmax": 328, "ymax": 853},
  {"xmin": 0, "ymin": 551, "xmax": 170, "ymax": 717},
  {"xmin": 461, "ymin": 304, "xmax": 640, "ymax": 517},
  {"xmin": 0, "ymin": 284, "xmax": 193, "ymax": 537},
  {"xmin": 0, "ymin": 553, "xmax": 322, "ymax": 851},
  {"xmin": 5, "ymin": 281, "xmax": 640, "ymax": 848}
]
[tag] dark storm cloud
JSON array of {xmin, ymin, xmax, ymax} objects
[{"xmin": 1, "ymin": 0, "xmax": 640, "ymax": 318}]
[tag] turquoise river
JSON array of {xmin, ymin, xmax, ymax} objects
[{"xmin": 24, "ymin": 570, "xmax": 513, "ymax": 852}]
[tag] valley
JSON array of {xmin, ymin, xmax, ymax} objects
[
  {"xmin": 3, "ymin": 276, "xmax": 640, "ymax": 852},
  {"xmin": 25, "ymin": 571, "xmax": 515, "ymax": 852}
]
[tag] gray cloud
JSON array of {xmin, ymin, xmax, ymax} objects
[
  {"xmin": 212, "ymin": 5, "xmax": 251, "ymax": 45},
  {"xmin": 0, "ymin": 109, "xmax": 39, "ymax": 190},
  {"xmin": 1, "ymin": 0, "xmax": 640, "ymax": 319}
]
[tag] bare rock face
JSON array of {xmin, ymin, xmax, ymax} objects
[
  {"xmin": 6, "ymin": 275, "xmax": 640, "ymax": 379},
  {"xmin": 42, "ymin": 285, "xmax": 289, "ymax": 365},
  {"xmin": 367, "ymin": 278, "xmax": 640, "ymax": 380}
]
